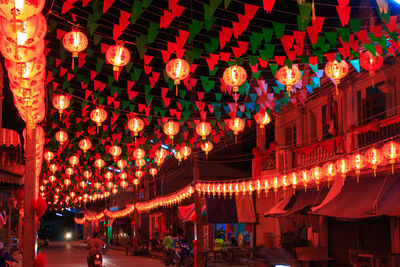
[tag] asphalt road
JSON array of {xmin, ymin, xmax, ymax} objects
[{"xmin": 38, "ymin": 241, "xmax": 163, "ymax": 267}]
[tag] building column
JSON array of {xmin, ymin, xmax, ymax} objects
[{"xmin": 22, "ymin": 127, "xmax": 37, "ymax": 267}]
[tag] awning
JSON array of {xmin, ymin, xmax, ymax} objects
[
  {"xmin": 178, "ymin": 203, "xmax": 196, "ymax": 222},
  {"xmin": 312, "ymin": 173, "xmax": 398, "ymax": 219},
  {"xmin": 282, "ymin": 186, "xmax": 330, "ymax": 216},
  {"xmin": 264, "ymin": 189, "xmax": 293, "ymax": 216},
  {"xmin": 0, "ymin": 128, "xmax": 20, "ymax": 147},
  {"xmin": 206, "ymin": 194, "xmax": 255, "ymax": 223},
  {"xmin": 377, "ymin": 176, "xmax": 400, "ymax": 216}
]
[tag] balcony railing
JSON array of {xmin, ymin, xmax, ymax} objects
[
  {"xmin": 0, "ymin": 145, "xmax": 22, "ymax": 166},
  {"xmin": 355, "ymin": 117, "xmax": 400, "ymax": 149},
  {"xmin": 296, "ymin": 146, "xmax": 337, "ymax": 167},
  {"xmin": 260, "ymin": 151, "xmax": 276, "ymax": 171}
]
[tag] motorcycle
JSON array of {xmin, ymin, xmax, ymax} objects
[
  {"xmin": 88, "ymin": 253, "xmax": 102, "ymax": 267},
  {"xmin": 174, "ymin": 243, "xmax": 193, "ymax": 267}
]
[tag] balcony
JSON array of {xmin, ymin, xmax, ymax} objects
[
  {"xmin": 295, "ymin": 136, "xmax": 345, "ymax": 168},
  {"xmin": 0, "ymin": 128, "xmax": 24, "ymax": 184},
  {"xmin": 354, "ymin": 114, "xmax": 400, "ymax": 149}
]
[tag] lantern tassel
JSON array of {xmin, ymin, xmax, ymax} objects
[
  {"xmin": 335, "ymin": 84, "xmax": 339, "ymax": 96},
  {"xmin": 392, "ymin": 164, "xmax": 394, "ymax": 174},
  {"xmin": 72, "ymin": 57, "xmax": 75, "ymax": 70},
  {"xmin": 176, "ymin": 85, "xmax": 178, "ymax": 96},
  {"xmin": 312, "ymin": 0, "xmax": 316, "ymax": 21},
  {"xmin": 374, "ymin": 168, "xmax": 376, "ymax": 177},
  {"xmin": 357, "ymin": 174, "xmax": 360, "ymax": 183}
]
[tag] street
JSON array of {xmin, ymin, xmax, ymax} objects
[{"xmin": 38, "ymin": 241, "xmax": 164, "ymax": 267}]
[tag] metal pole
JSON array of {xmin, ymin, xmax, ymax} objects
[
  {"xmin": 22, "ymin": 127, "xmax": 37, "ymax": 266},
  {"xmin": 193, "ymin": 153, "xmax": 204, "ymax": 266},
  {"xmin": 8, "ymin": 192, "xmax": 12, "ymax": 243}
]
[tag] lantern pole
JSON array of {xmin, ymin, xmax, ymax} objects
[
  {"xmin": 193, "ymin": 153, "xmax": 204, "ymax": 266},
  {"xmin": 23, "ymin": 126, "xmax": 37, "ymax": 267}
]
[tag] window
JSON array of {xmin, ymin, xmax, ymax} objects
[
  {"xmin": 322, "ymin": 101, "xmax": 338, "ymax": 140},
  {"xmin": 285, "ymin": 124, "xmax": 296, "ymax": 147},
  {"xmin": 359, "ymin": 82, "xmax": 386, "ymax": 125},
  {"xmin": 264, "ymin": 122, "xmax": 275, "ymax": 148}
]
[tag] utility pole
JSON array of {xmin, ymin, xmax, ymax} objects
[
  {"xmin": 193, "ymin": 153, "xmax": 204, "ymax": 266},
  {"xmin": 22, "ymin": 127, "xmax": 37, "ymax": 266}
]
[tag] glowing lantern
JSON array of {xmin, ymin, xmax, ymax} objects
[
  {"xmin": 120, "ymin": 180, "xmax": 128, "ymax": 189},
  {"xmin": 83, "ymin": 170, "xmax": 92, "ymax": 179},
  {"xmin": 79, "ymin": 180, "xmax": 87, "ymax": 189},
  {"xmin": 324, "ymin": 60, "xmax": 349, "ymax": 95},
  {"xmin": 112, "ymin": 188, "xmax": 118, "ymax": 194},
  {"xmin": 163, "ymin": 121, "xmax": 180, "ymax": 142},
  {"xmin": 62, "ymin": 28, "xmax": 88, "ymax": 69},
  {"xmin": 0, "ymin": 13, "xmax": 46, "ymax": 47},
  {"xmin": 135, "ymin": 169, "xmax": 144, "ymax": 179},
  {"xmin": 69, "ymin": 155, "xmax": 79, "ymax": 167},
  {"xmin": 290, "ymin": 172, "xmax": 298, "ymax": 190},
  {"xmin": 43, "ymin": 151, "xmax": 54, "ymax": 162},
  {"xmin": 55, "ymin": 130, "xmax": 68, "ymax": 146},
  {"xmin": 200, "ymin": 141, "xmax": 213, "ymax": 159},
  {"xmin": 382, "ymin": 141, "xmax": 400, "ymax": 173},
  {"xmin": 322, "ymin": 162, "xmax": 337, "ymax": 186},
  {"xmin": 133, "ymin": 148, "xmax": 145, "ymax": 160},
  {"xmin": 64, "ymin": 179, "xmax": 71, "ymax": 186},
  {"xmin": 106, "ymin": 181, "xmax": 114, "ymax": 189},
  {"xmin": 196, "ymin": 121, "xmax": 212, "ymax": 140},
  {"xmin": 39, "ymin": 185, "xmax": 45, "ymax": 192},
  {"xmin": 0, "ymin": 0, "xmax": 45, "ymax": 21},
  {"xmin": 105, "ymin": 41, "xmax": 130, "ymax": 81},
  {"xmin": 118, "ymin": 172, "xmax": 127, "ymax": 180},
  {"xmin": 254, "ymin": 111, "xmax": 271, "ymax": 131},
  {"xmin": 104, "ymin": 171, "xmax": 113, "ymax": 180},
  {"xmin": 65, "ymin": 167, "xmax": 74, "ymax": 177},
  {"xmin": 94, "ymin": 158, "xmax": 105, "ymax": 170},
  {"xmin": 166, "ymin": 58, "xmax": 190, "ymax": 95},
  {"xmin": 311, "ymin": 166, "xmax": 322, "ymax": 190},
  {"xmin": 109, "ymin": 145, "xmax": 122, "ymax": 161},
  {"xmin": 273, "ymin": 177, "xmax": 279, "ymax": 196},
  {"xmin": 335, "ymin": 158, "xmax": 351, "ymax": 184},
  {"xmin": 135, "ymin": 158, "xmax": 146, "ymax": 169},
  {"xmin": 5, "ymin": 53, "xmax": 45, "ymax": 80},
  {"xmin": 49, "ymin": 163, "xmax": 57, "ymax": 173},
  {"xmin": 133, "ymin": 178, "xmax": 140, "ymax": 187},
  {"xmin": 359, "ymin": 51, "xmax": 383, "ymax": 86},
  {"xmin": 127, "ymin": 117, "xmax": 144, "ymax": 137},
  {"xmin": 90, "ymin": 107, "xmax": 107, "ymax": 127},
  {"xmin": 155, "ymin": 148, "xmax": 168, "ymax": 159},
  {"xmin": 229, "ymin": 118, "xmax": 245, "ymax": 142},
  {"xmin": 365, "ymin": 147, "xmax": 384, "ymax": 176},
  {"xmin": 94, "ymin": 182, "xmax": 102, "ymax": 190},
  {"xmin": 52, "ymin": 95, "xmax": 70, "ymax": 118},
  {"xmin": 223, "ymin": 65, "xmax": 247, "ymax": 101},
  {"xmin": 49, "ymin": 175, "xmax": 56, "ymax": 183},
  {"xmin": 79, "ymin": 138, "xmax": 92, "ymax": 154},
  {"xmin": 0, "ymin": 37, "xmax": 44, "ymax": 63},
  {"xmin": 174, "ymin": 151, "xmax": 183, "ymax": 162},
  {"xmin": 149, "ymin": 167, "xmax": 157, "ymax": 178},
  {"xmin": 154, "ymin": 156, "xmax": 165, "ymax": 166},
  {"xmin": 275, "ymin": 65, "xmax": 301, "ymax": 96},
  {"xmin": 180, "ymin": 145, "xmax": 192, "ymax": 160},
  {"xmin": 117, "ymin": 159, "xmax": 127, "ymax": 170},
  {"xmin": 350, "ymin": 153, "xmax": 367, "ymax": 182}
]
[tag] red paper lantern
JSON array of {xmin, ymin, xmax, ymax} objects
[
  {"xmin": 48, "ymin": 175, "xmax": 56, "ymax": 183},
  {"xmin": 0, "ymin": 37, "xmax": 44, "ymax": 62},
  {"xmin": 154, "ymin": 156, "xmax": 165, "ymax": 166},
  {"xmin": 49, "ymin": 163, "xmax": 57, "ymax": 173},
  {"xmin": 135, "ymin": 169, "xmax": 144, "ymax": 179},
  {"xmin": 174, "ymin": 151, "xmax": 183, "ymax": 162},
  {"xmin": 359, "ymin": 51, "xmax": 383, "ymax": 86},
  {"xmin": 118, "ymin": 171, "xmax": 127, "ymax": 180},
  {"xmin": 322, "ymin": 162, "xmax": 337, "ymax": 185},
  {"xmin": 133, "ymin": 178, "xmax": 140, "ymax": 186},
  {"xmin": 254, "ymin": 111, "xmax": 271, "ymax": 129},
  {"xmin": 79, "ymin": 138, "xmax": 92, "ymax": 154},
  {"xmin": 0, "ymin": 13, "xmax": 47, "ymax": 47},
  {"xmin": 117, "ymin": 159, "xmax": 127, "ymax": 169},
  {"xmin": 166, "ymin": 58, "xmax": 190, "ymax": 95},
  {"xmin": 5, "ymin": 53, "xmax": 45, "ymax": 79},
  {"xmin": 335, "ymin": 158, "xmax": 351, "ymax": 183},
  {"xmin": 275, "ymin": 65, "xmax": 301, "ymax": 96},
  {"xmin": 94, "ymin": 158, "xmax": 105, "ymax": 170},
  {"xmin": 325, "ymin": 60, "xmax": 349, "ymax": 95},
  {"xmin": 127, "ymin": 117, "xmax": 144, "ymax": 136},
  {"xmin": 43, "ymin": 151, "xmax": 54, "ymax": 163},
  {"xmin": 105, "ymin": 41, "xmax": 130, "ymax": 81},
  {"xmin": 196, "ymin": 121, "xmax": 212, "ymax": 140},
  {"xmin": 68, "ymin": 155, "xmax": 79, "ymax": 166},
  {"xmin": 63, "ymin": 28, "xmax": 88, "ymax": 69},
  {"xmin": 200, "ymin": 141, "xmax": 213, "ymax": 159},
  {"xmin": 350, "ymin": 153, "xmax": 367, "ymax": 182},
  {"xmin": 106, "ymin": 181, "xmax": 114, "ymax": 189},
  {"xmin": 310, "ymin": 166, "xmax": 322, "ymax": 188},
  {"xmin": 90, "ymin": 107, "xmax": 107, "ymax": 127},
  {"xmin": 365, "ymin": 147, "xmax": 383, "ymax": 176},
  {"xmin": 104, "ymin": 171, "xmax": 113, "ymax": 180},
  {"xmin": 223, "ymin": 65, "xmax": 247, "ymax": 94},
  {"xmin": 65, "ymin": 167, "xmax": 74, "ymax": 177},
  {"xmin": 135, "ymin": 158, "xmax": 146, "ymax": 169},
  {"xmin": 0, "ymin": 0, "xmax": 45, "ymax": 21},
  {"xmin": 229, "ymin": 117, "xmax": 245, "ymax": 142},
  {"xmin": 155, "ymin": 148, "xmax": 168, "ymax": 159},
  {"xmin": 382, "ymin": 141, "xmax": 400, "ymax": 173},
  {"xmin": 133, "ymin": 148, "xmax": 145, "ymax": 160},
  {"xmin": 52, "ymin": 95, "xmax": 70, "ymax": 117},
  {"xmin": 109, "ymin": 145, "xmax": 122, "ymax": 161},
  {"xmin": 180, "ymin": 145, "xmax": 192, "ymax": 160},
  {"xmin": 79, "ymin": 180, "xmax": 87, "ymax": 189},
  {"xmin": 163, "ymin": 121, "xmax": 180, "ymax": 141},
  {"xmin": 120, "ymin": 180, "xmax": 128, "ymax": 189},
  {"xmin": 55, "ymin": 130, "xmax": 68, "ymax": 146},
  {"xmin": 149, "ymin": 167, "xmax": 157, "ymax": 177}
]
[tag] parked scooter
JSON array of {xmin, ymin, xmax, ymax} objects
[
  {"xmin": 174, "ymin": 242, "xmax": 193, "ymax": 267},
  {"xmin": 88, "ymin": 253, "xmax": 102, "ymax": 267}
]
